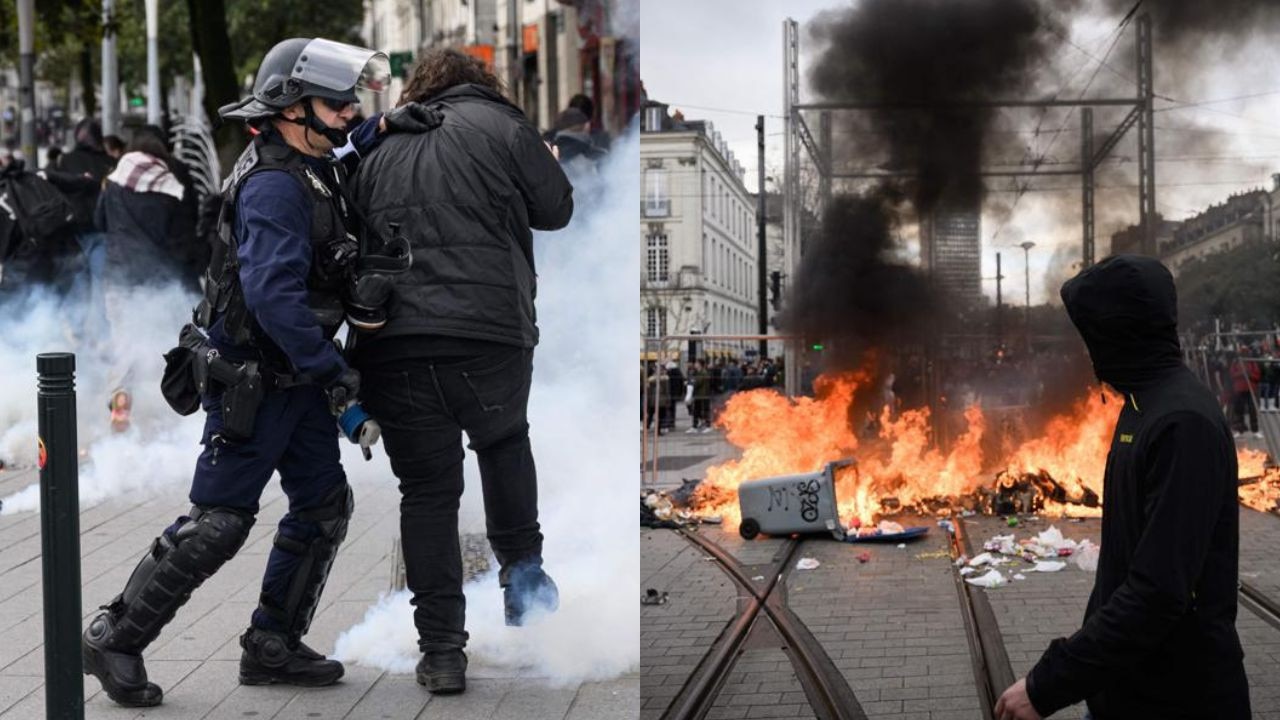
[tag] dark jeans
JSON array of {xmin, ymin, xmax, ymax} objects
[{"xmin": 360, "ymin": 345, "xmax": 543, "ymax": 652}]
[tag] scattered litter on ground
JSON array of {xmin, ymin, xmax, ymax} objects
[
  {"xmin": 968, "ymin": 552, "xmax": 995, "ymax": 567},
  {"xmin": 966, "ymin": 569, "xmax": 1007, "ymax": 588},
  {"xmin": 1006, "ymin": 516, "xmax": 1019, "ymax": 527},
  {"xmin": 1074, "ymin": 539, "xmax": 1100, "ymax": 572},
  {"xmin": 896, "ymin": 543, "xmax": 906, "ymax": 549},
  {"xmin": 914, "ymin": 550, "xmax": 950, "ymax": 560},
  {"xmin": 936, "ymin": 519, "xmax": 955, "ymax": 533},
  {"xmin": 751, "ymin": 575, "xmax": 765, "ymax": 581},
  {"xmin": 796, "ymin": 558, "xmax": 821, "ymax": 571},
  {"xmin": 641, "ymin": 589, "xmax": 669, "ymax": 606},
  {"xmin": 857, "ymin": 552, "xmax": 871, "ymax": 564},
  {"xmin": 878, "ymin": 519, "xmax": 905, "ymax": 535},
  {"xmin": 957, "ymin": 524, "xmax": 1099, "ymax": 588}
]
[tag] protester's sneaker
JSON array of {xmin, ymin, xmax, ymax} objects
[
  {"xmin": 700, "ymin": 426, "xmax": 713, "ymax": 434},
  {"xmin": 504, "ymin": 563, "xmax": 559, "ymax": 626},
  {"xmin": 416, "ymin": 649, "xmax": 466, "ymax": 694},
  {"xmin": 238, "ymin": 627, "xmax": 344, "ymax": 687},
  {"xmin": 82, "ymin": 613, "xmax": 163, "ymax": 708},
  {"xmin": 108, "ymin": 390, "xmax": 131, "ymax": 433}
]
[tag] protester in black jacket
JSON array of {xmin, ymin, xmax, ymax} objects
[
  {"xmin": 93, "ymin": 127, "xmax": 196, "ymax": 430},
  {"xmin": 996, "ymin": 255, "xmax": 1248, "ymax": 720},
  {"xmin": 349, "ymin": 48, "xmax": 573, "ymax": 695}
]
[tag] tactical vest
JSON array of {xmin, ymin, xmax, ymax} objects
[{"xmin": 195, "ymin": 136, "xmax": 352, "ymax": 372}]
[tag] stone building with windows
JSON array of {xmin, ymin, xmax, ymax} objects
[{"xmin": 640, "ymin": 100, "xmax": 759, "ymax": 361}]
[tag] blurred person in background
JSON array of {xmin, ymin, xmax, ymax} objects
[
  {"xmin": 93, "ymin": 125, "xmax": 197, "ymax": 431},
  {"xmin": 1229, "ymin": 349, "xmax": 1261, "ymax": 438}
]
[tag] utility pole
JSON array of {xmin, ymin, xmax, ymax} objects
[
  {"xmin": 756, "ymin": 115, "xmax": 768, "ymax": 361},
  {"xmin": 102, "ymin": 0, "xmax": 120, "ymax": 136},
  {"xmin": 1081, "ymin": 107, "xmax": 1095, "ymax": 267},
  {"xmin": 1021, "ymin": 241, "xmax": 1035, "ymax": 354},
  {"xmin": 995, "ymin": 251, "xmax": 1004, "ymax": 351},
  {"xmin": 17, "ymin": 0, "xmax": 35, "ymax": 163},
  {"xmin": 145, "ymin": 0, "xmax": 161, "ymax": 125}
]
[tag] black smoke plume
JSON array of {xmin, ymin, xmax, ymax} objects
[
  {"xmin": 785, "ymin": 0, "xmax": 1060, "ymax": 366},
  {"xmin": 808, "ymin": 0, "xmax": 1058, "ymax": 213}
]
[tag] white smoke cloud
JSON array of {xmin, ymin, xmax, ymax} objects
[
  {"xmin": 335, "ymin": 128, "xmax": 641, "ymax": 683},
  {"xmin": 0, "ymin": 281, "xmax": 203, "ymax": 515}
]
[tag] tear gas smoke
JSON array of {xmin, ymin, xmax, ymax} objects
[
  {"xmin": 0, "ymin": 281, "xmax": 204, "ymax": 514},
  {"xmin": 334, "ymin": 129, "xmax": 641, "ymax": 683}
]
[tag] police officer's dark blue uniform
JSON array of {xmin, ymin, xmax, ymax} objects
[{"xmin": 81, "ymin": 38, "xmax": 440, "ymax": 708}]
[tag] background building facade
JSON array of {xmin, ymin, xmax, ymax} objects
[
  {"xmin": 362, "ymin": 0, "xmax": 638, "ymax": 135},
  {"xmin": 640, "ymin": 100, "xmax": 759, "ymax": 360}
]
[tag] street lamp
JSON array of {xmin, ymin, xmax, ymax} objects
[{"xmin": 1021, "ymin": 241, "xmax": 1036, "ymax": 354}]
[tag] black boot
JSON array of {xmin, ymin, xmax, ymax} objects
[
  {"xmin": 238, "ymin": 627, "xmax": 344, "ymax": 687},
  {"xmin": 503, "ymin": 562, "xmax": 559, "ymax": 626},
  {"xmin": 416, "ymin": 649, "xmax": 466, "ymax": 694},
  {"xmin": 82, "ymin": 612, "xmax": 163, "ymax": 708}
]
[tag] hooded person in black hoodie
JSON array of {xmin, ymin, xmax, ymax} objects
[{"xmin": 995, "ymin": 255, "xmax": 1249, "ymax": 719}]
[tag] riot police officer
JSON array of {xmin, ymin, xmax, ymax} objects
[{"xmin": 81, "ymin": 38, "xmax": 438, "ymax": 707}]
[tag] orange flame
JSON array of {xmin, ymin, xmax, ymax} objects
[{"xmin": 690, "ymin": 371, "xmax": 1277, "ymax": 528}]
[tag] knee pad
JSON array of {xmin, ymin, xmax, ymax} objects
[
  {"xmin": 100, "ymin": 506, "xmax": 255, "ymax": 651},
  {"xmin": 257, "ymin": 482, "xmax": 354, "ymax": 638}
]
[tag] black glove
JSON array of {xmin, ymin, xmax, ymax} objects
[
  {"xmin": 325, "ymin": 368, "xmax": 361, "ymax": 416},
  {"xmin": 382, "ymin": 103, "xmax": 443, "ymax": 134}
]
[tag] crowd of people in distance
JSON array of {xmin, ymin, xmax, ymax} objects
[{"xmin": 641, "ymin": 356, "xmax": 784, "ymax": 435}]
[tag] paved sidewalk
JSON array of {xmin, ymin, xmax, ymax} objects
[{"xmin": 0, "ymin": 466, "xmax": 638, "ymax": 720}]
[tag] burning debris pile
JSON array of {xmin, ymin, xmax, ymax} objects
[
  {"xmin": 685, "ymin": 374, "xmax": 1272, "ymax": 530},
  {"xmin": 1239, "ymin": 448, "xmax": 1280, "ymax": 513}
]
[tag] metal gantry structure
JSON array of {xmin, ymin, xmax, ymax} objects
[{"xmin": 780, "ymin": 13, "xmax": 1159, "ymax": 280}]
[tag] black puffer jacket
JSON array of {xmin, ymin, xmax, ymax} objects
[
  {"xmin": 94, "ymin": 177, "xmax": 194, "ymax": 287},
  {"xmin": 351, "ymin": 84, "xmax": 573, "ymax": 347},
  {"xmin": 1027, "ymin": 255, "xmax": 1248, "ymax": 719}
]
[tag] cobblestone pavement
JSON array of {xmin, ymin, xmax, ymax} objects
[
  {"xmin": 0, "ymin": 466, "xmax": 638, "ymax": 720},
  {"xmin": 965, "ymin": 512, "xmax": 1280, "ymax": 719}
]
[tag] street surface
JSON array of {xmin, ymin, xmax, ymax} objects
[
  {"xmin": 0, "ymin": 466, "xmax": 637, "ymax": 720},
  {"xmin": 643, "ymin": 507, "xmax": 1280, "ymax": 719}
]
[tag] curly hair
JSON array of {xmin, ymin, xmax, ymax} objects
[{"xmin": 398, "ymin": 48, "xmax": 505, "ymax": 106}]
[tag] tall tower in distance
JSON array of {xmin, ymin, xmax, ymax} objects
[{"xmin": 920, "ymin": 199, "xmax": 982, "ymax": 308}]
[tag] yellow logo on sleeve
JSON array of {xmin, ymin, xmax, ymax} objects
[{"xmin": 1119, "ymin": 433, "xmax": 1134, "ymax": 444}]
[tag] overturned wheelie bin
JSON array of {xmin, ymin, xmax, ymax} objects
[{"xmin": 737, "ymin": 458, "xmax": 854, "ymax": 540}]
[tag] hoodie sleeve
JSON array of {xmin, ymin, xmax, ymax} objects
[
  {"xmin": 234, "ymin": 170, "xmax": 346, "ymax": 385},
  {"xmin": 507, "ymin": 120, "xmax": 574, "ymax": 231},
  {"xmin": 1025, "ymin": 411, "xmax": 1230, "ymax": 716}
]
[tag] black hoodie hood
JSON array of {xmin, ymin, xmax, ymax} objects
[{"xmin": 1060, "ymin": 254, "xmax": 1182, "ymax": 390}]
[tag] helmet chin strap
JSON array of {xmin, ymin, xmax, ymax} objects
[{"xmin": 286, "ymin": 101, "xmax": 348, "ymax": 148}]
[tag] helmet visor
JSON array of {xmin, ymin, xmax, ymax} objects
[{"xmin": 293, "ymin": 39, "xmax": 391, "ymax": 96}]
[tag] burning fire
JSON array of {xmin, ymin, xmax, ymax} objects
[{"xmin": 690, "ymin": 372, "xmax": 1276, "ymax": 528}]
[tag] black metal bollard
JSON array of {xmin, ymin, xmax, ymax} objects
[{"xmin": 37, "ymin": 353, "xmax": 84, "ymax": 720}]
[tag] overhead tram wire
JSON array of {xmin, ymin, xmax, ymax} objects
[{"xmin": 988, "ymin": 2, "xmax": 1138, "ymax": 247}]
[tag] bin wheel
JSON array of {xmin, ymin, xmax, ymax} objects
[{"xmin": 740, "ymin": 518, "xmax": 761, "ymax": 540}]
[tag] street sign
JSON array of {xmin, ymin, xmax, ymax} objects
[{"xmin": 389, "ymin": 51, "xmax": 414, "ymax": 79}]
